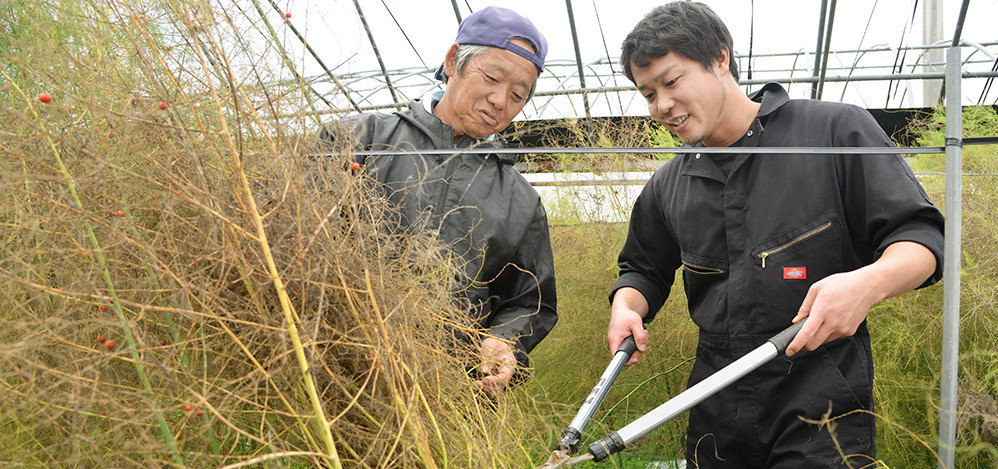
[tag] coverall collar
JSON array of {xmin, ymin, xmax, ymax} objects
[{"xmin": 680, "ymin": 82, "xmax": 791, "ymax": 182}]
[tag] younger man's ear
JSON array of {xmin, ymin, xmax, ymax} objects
[{"xmin": 714, "ymin": 46, "xmax": 731, "ymax": 75}]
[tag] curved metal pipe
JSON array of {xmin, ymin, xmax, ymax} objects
[
  {"xmin": 264, "ymin": 0, "xmax": 361, "ymax": 112},
  {"xmin": 950, "ymin": 0, "xmax": 972, "ymax": 48},
  {"xmin": 816, "ymin": 0, "xmax": 838, "ymax": 100},
  {"xmin": 353, "ymin": 0, "xmax": 402, "ymax": 110},
  {"xmin": 565, "ymin": 0, "xmax": 591, "ymax": 119},
  {"xmin": 811, "ymin": 0, "xmax": 829, "ymax": 99}
]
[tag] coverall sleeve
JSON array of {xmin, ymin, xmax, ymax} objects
[
  {"xmin": 833, "ymin": 106, "xmax": 945, "ymax": 287},
  {"xmin": 611, "ymin": 174, "xmax": 683, "ymax": 322}
]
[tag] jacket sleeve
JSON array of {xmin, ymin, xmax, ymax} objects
[
  {"xmin": 834, "ymin": 105, "xmax": 945, "ymax": 287},
  {"xmin": 317, "ymin": 114, "xmax": 377, "ymax": 165},
  {"xmin": 485, "ymin": 200, "xmax": 558, "ymax": 369}
]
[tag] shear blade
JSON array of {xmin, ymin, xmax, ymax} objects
[{"xmin": 537, "ymin": 450, "xmax": 593, "ymax": 469}]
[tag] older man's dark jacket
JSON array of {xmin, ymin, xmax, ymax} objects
[{"xmin": 319, "ymin": 98, "xmax": 557, "ymax": 369}]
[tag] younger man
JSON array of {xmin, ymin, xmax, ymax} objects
[{"xmin": 607, "ymin": 3, "xmax": 944, "ymax": 467}]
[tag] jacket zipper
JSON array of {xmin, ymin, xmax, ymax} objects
[
  {"xmin": 432, "ymin": 153, "xmax": 458, "ymax": 223},
  {"xmin": 757, "ymin": 222, "xmax": 832, "ymax": 268}
]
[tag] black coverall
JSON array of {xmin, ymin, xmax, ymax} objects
[{"xmin": 612, "ymin": 83, "xmax": 944, "ymax": 468}]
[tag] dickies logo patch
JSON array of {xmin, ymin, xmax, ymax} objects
[{"xmin": 783, "ymin": 267, "xmax": 806, "ymax": 280}]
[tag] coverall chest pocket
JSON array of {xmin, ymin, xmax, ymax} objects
[
  {"xmin": 680, "ymin": 252, "xmax": 729, "ymax": 331},
  {"xmin": 750, "ymin": 211, "xmax": 844, "ymax": 324}
]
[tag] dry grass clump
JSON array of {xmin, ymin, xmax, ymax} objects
[{"xmin": 1, "ymin": 1, "xmax": 542, "ymax": 467}]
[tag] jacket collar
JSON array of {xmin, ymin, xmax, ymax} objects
[{"xmin": 400, "ymin": 98, "xmax": 515, "ymax": 164}]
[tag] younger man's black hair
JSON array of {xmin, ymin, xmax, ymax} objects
[{"xmin": 620, "ymin": 2, "xmax": 739, "ymax": 83}]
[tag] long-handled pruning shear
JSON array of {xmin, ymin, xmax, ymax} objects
[
  {"xmin": 538, "ymin": 335, "xmax": 637, "ymax": 469},
  {"xmin": 538, "ymin": 319, "xmax": 807, "ymax": 468}
]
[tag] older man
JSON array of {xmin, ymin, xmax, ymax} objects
[{"xmin": 319, "ymin": 7, "xmax": 556, "ymax": 394}]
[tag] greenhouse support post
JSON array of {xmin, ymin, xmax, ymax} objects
[{"xmin": 937, "ymin": 45, "xmax": 962, "ymax": 469}]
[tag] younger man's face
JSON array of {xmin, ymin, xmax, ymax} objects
[{"xmin": 632, "ymin": 52, "xmax": 730, "ymax": 146}]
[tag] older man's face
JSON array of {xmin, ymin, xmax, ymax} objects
[{"xmin": 436, "ymin": 38, "xmax": 537, "ymax": 141}]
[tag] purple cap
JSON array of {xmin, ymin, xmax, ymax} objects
[{"xmin": 434, "ymin": 6, "xmax": 547, "ymax": 81}]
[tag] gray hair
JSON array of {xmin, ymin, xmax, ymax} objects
[{"xmin": 442, "ymin": 43, "xmax": 538, "ymax": 100}]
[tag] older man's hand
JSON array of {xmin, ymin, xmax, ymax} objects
[{"xmin": 475, "ymin": 336, "xmax": 516, "ymax": 394}]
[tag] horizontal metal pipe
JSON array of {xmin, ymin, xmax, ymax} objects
[
  {"xmin": 323, "ymin": 145, "xmax": 949, "ymax": 158},
  {"xmin": 314, "ymin": 138, "xmax": 994, "ymax": 159},
  {"xmin": 532, "ymin": 71, "xmax": 998, "ymax": 95},
  {"xmin": 321, "ymin": 70, "xmax": 998, "ymax": 113},
  {"xmin": 524, "ymin": 171, "xmax": 994, "ymax": 187}
]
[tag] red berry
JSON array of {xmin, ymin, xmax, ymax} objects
[
  {"xmin": 21, "ymin": 374, "xmax": 29, "ymax": 382},
  {"xmin": 196, "ymin": 409, "xmax": 203, "ymax": 416},
  {"xmin": 158, "ymin": 101, "xmax": 167, "ymax": 110},
  {"xmin": 184, "ymin": 404, "xmax": 193, "ymax": 412},
  {"xmin": 105, "ymin": 340, "xmax": 115, "ymax": 350},
  {"xmin": 160, "ymin": 340, "xmax": 166, "ymax": 346},
  {"xmin": 98, "ymin": 304, "xmax": 108, "ymax": 312},
  {"xmin": 38, "ymin": 93, "xmax": 52, "ymax": 103},
  {"xmin": 98, "ymin": 411, "xmax": 105, "ymax": 416},
  {"xmin": 115, "ymin": 210, "xmax": 124, "ymax": 217},
  {"xmin": 285, "ymin": 12, "xmax": 291, "ymax": 18},
  {"xmin": 97, "ymin": 336, "xmax": 106, "ymax": 343},
  {"xmin": 351, "ymin": 162, "xmax": 360, "ymax": 171}
]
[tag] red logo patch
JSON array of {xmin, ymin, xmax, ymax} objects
[{"xmin": 783, "ymin": 267, "xmax": 806, "ymax": 280}]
